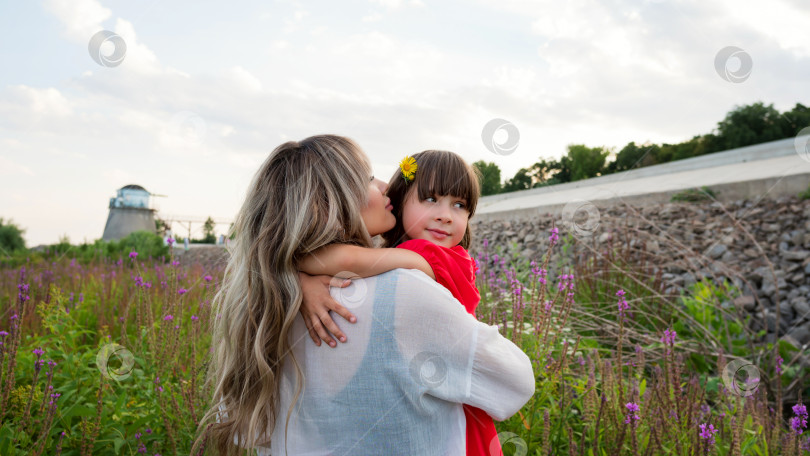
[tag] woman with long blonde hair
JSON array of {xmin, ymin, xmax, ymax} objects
[{"xmin": 195, "ymin": 135, "xmax": 534, "ymax": 455}]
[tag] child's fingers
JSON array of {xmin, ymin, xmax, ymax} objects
[
  {"xmin": 317, "ymin": 310, "xmax": 348, "ymax": 344},
  {"xmin": 310, "ymin": 314, "xmax": 337, "ymax": 348},
  {"xmin": 329, "ymin": 300, "xmax": 357, "ymax": 325},
  {"xmin": 303, "ymin": 317, "xmax": 321, "ymax": 347}
]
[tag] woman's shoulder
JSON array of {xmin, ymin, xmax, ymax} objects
[
  {"xmin": 378, "ymin": 268, "xmax": 457, "ymax": 302},
  {"xmin": 380, "ymin": 267, "xmax": 436, "ymax": 286}
]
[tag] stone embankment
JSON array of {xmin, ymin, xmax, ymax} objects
[{"xmin": 469, "ymin": 195, "xmax": 810, "ymax": 349}]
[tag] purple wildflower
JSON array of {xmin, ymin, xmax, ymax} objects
[
  {"xmin": 791, "ymin": 403, "xmax": 808, "ymax": 434},
  {"xmin": 616, "ymin": 289, "xmax": 629, "ymax": 315},
  {"xmin": 549, "ymin": 227, "xmax": 559, "ymax": 246},
  {"xmin": 204, "ymin": 274, "xmax": 213, "ymax": 282},
  {"xmin": 167, "ymin": 237, "xmax": 175, "ymax": 247},
  {"xmin": 698, "ymin": 423, "xmax": 719, "ymax": 446},
  {"xmin": 624, "ymin": 402, "xmax": 641, "ymax": 425},
  {"xmin": 661, "ymin": 328, "xmax": 677, "ymax": 346},
  {"xmin": 191, "ymin": 315, "xmax": 199, "ymax": 321},
  {"xmin": 163, "ymin": 315, "xmax": 173, "ymax": 321},
  {"xmin": 129, "ymin": 251, "xmax": 138, "ymax": 260},
  {"xmin": 776, "ymin": 355, "xmax": 783, "ymax": 376},
  {"xmin": 178, "ymin": 288, "xmax": 188, "ymax": 295}
]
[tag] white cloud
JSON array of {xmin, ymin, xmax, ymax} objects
[
  {"xmin": 43, "ymin": 0, "xmax": 112, "ymax": 42},
  {"xmin": 45, "ymin": 0, "xmax": 161, "ymax": 75},
  {"xmin": 7, "ymin": 86, "xmax": 73, "ymax": 116},
  {"xmin": 721, "ymin": 0, "xmax": 810, "ymax": 57},
  {"xmin": 227, "ymin": 66, "xmax": 263, "ymax": 92},
  {"xmin": 110, "ymin": 18, "xmax": 162, "ymax": 75}
]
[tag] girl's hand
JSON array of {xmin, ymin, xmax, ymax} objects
[{"xmin": 298, "ymin": 272, "xmax": 358, "ymax": 348}]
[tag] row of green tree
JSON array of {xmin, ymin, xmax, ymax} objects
[
  {"xmin": 0, "ymin": 219, "xmax": 169, "ymax": 268},
  {"xmin": 474, "ymin": 101, "xmax": 810, "ymax": 195},
  {"xmin": 0, "ymin": 216, "xmax": 232, "ymax": 267},
  {"xmin": 154, "ymin": 217, "xmax": 227, "ymax": 244}
]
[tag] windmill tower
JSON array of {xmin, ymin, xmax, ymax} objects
[{"xmin": 102, "ymin": 184, "xmax": 157, "ymax": 241}]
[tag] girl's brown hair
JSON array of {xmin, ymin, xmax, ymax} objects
[{"xmin": 381, "ymin": 150, "xmax": 481, "ymax": 249}]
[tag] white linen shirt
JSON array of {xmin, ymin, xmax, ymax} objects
[{"xmin": 242, "ymin": 268, "xmax": 535, "ymax": 456}]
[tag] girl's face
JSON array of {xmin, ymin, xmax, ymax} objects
[
  {"xmin": 401, "ymin": 189, "xmax": 469, "ymax": 248},
  {"xmin": 361, "ymin": 177, "xmax": 396, "ymax": 237}
]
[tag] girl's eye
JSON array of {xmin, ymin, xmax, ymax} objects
[
  {"xmin": 454, "ymin": 202, "xmax": 466, "ymax": 209},
  {"xmin": 425, "ymin": 196, "xmax": 437, "ymax": 203}
]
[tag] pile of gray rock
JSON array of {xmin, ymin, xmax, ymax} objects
[{"xmin": 469, "ymin": 195, "xmax": 810, "ymax": 348}]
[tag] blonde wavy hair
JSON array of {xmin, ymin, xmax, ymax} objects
[{"xmin": 193, "ymin": 135, "xmax": 375, "ymax": 455}]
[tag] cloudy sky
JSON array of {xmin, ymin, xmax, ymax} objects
[{"xmin": 1, "ymin": 0, "xmax": 808, "ymax": 247}]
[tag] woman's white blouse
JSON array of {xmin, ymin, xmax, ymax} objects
[{"xmin": 239, "ymin": 268, "xmax": 535, "ymax": 455}]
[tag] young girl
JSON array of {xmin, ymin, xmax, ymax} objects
[{"xmin": 297, "ymin": 150, "xmax": 504, "ymax": 456}]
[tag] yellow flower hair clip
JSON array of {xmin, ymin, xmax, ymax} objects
[{"xmin": 399, "ymin": 156, "xmax": 417, "ymax": 183}]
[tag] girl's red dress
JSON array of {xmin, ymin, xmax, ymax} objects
[{"xmin": 397, "ymin": 239, "xmax": 503, "ymax": 456}]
